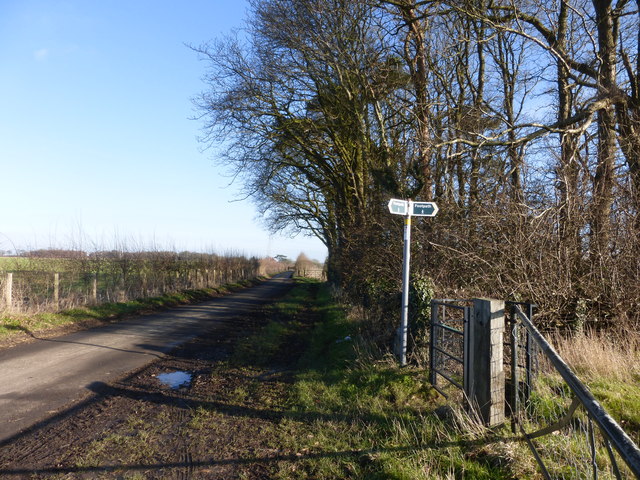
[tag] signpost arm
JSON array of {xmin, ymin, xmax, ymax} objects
[{"xmin": 399, "ymin": 212, "xmax": 412, "ymax": 366}]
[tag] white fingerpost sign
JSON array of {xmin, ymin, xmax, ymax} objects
[
  {"xmin": 388, "ymin": 198, "xmax": 439, "ymax": 366},
  {"xmin": 387, "ymin": 198, "xmax": 409, "ymax": 215}
]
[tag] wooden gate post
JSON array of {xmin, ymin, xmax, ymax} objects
[{"xmin": 467, "ymin": 298, "xmax": 505, "ymax": 427}]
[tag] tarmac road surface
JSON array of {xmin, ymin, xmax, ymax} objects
[{"xmin": 0, "ymin": 272, "xmax": 293, "ymax": 444}]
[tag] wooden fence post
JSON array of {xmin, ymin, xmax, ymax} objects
[
  {"xmin": 467, "ymin": 298, "xmax": 505, "ymax": 427},
  {"xmin": 53, "ymin": 272, "xmax": 60, "ymax": 310},
  {"xmin": 92, "ymin": 274, "xmax": 98, "ymax": 304},
  {"xmin": 118, "ymin": 276, "xmax": 126, "ymax": 302},
  {"xmin": 5, "ymin": 272, "xmax": 12, "ymax": 309}
]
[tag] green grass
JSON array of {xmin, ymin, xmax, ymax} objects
[
  {"xmin": 589, "ymin": 379, "xmax": 640, "ymax": 438},
  {"xmin": 262, "ymin": 280, "xmax": 527, "ymax": 479},
  {"xmin": 231, "ymin": 277, "xmax": 318, "ymax": 367},
  {"xmin": 506, "ymin": 367, "xmax": 640, "ymax": 478},
  {"xmin": 264, "ymin": 280, "xmax": 639, "ymax": 478},
  {"xmin": 0, "ymin": 256, "xmax": 75, "ymax": 272},
  {"xmin": 73, "ymin": 413, "xmax": 166, "ymax": 479}
]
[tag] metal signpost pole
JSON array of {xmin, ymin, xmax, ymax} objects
[{"xmin": 399, "ymin": 207, "xmax": 412, "ymax": 366}]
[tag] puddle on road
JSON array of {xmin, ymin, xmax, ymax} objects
[{"xmin": 156, "ymin": 371, "xmax": 192, "ymax": 389}]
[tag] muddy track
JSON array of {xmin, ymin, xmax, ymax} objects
[{"xmin": 0, "ymin": 278, "xmax": 316, "ymax": 479}]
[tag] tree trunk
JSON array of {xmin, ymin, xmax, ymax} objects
[
  {"xmin": 399, "ymin": 2, "xmax": 433, "ymax": 200},
  {"xmin": 590, "ymin": 0, "xmax": 618, "ymax": 252}
]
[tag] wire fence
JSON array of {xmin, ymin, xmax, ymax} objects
[{"xmin": 0, "ymin": 253, "xmax": 278, "ymax": 314}]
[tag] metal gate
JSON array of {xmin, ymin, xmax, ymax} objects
[
  {"xmin": 508, "ymin": 305, "xmax": 640, "ymax": 479},
  {"xmin": 429, "ymin": 299, "xmax": 471, "ymax": 398},
  {"xmin": 429, "ymin": 299, "xmax": 640, "ymax": 477}
]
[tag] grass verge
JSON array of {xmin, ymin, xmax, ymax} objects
[
  {"xmin": 552, "ymin": 330, "xmax": 640, "ymax": 438},
  {"xmin": 257, "ymin": 280, "xmax": 639, "ymax": 478},
  {"xmin": 257, "ymin": 280, "xmax": 530, "ymax": 479}
]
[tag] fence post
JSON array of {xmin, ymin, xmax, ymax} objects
[
  {"xmin": 53, "ymin": 272, "xmax": 60, "ymax": 310},
  {"xmin": 510, "ymin": 310, "xmax": 520, "ymax": 433},
  {"xmin": 5, "ymin": 272, "xmax": 12, "ymax": 309},
  {"xmin": 468, "ymin": 298, "xmax": 505, "ymax": 427},
  {"xmin": 429, "ymin": 301, "xmax": 438, "ymax": 387},
  {"xmin": 92, "ymin": 274, "xmax": 98, "ymax": 303},
  {"xmin": 525, "ymin": 302, "xmax": 537, "ymax": 397}
]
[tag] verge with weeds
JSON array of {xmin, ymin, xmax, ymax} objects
[
  {"xmin": 255, "ymin": 280, "xmax": 531, "ymax": 479},
  {"xmin": 552, "ymin": 330, "xmax": 640, "ymax": 439},
  {"xmin": 261, "ymin": 280, "xmax": 639, "ymax": 478}
]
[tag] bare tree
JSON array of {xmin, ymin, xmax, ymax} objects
[
  {"xmin": 193, "ymin": 0, "xmax": 640, "ymax": 329},
  {"xmin": 194, "ymin": 0, "xmax": 424, "ymax": 284}
]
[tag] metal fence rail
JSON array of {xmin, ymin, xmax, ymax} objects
[
  {"xmin": 428, "ymin": 298, "xmax": 640, "ymax": 478},
  {"xmin": 512, "ymin": 305, "xmax": 640, "ymax": 479}
]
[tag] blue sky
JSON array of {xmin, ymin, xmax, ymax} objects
[{"xmin": 0, "ymin": 0, "xmax": 327, "ymax": 262}]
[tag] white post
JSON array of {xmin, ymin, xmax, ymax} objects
[
  {"xmin": 398, "ymin": 211, "xmax": 412, "ymax": 366},
  {"xmin": 388, "ymin": 197, "xmax": 438, "ymax": 366}
]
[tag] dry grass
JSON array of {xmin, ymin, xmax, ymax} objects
[{"xmin": 551, "ymin": 329, "xmax": 640, "ymax": 383}]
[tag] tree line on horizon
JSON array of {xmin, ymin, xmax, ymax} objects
[{"xmin": 194, "ymin": 0, "xmax": 640, "ymax": 332}]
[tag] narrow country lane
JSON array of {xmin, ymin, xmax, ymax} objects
[{"xmin": 0, "ymin": 273, "xmax": 293, "ymax": 444}]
